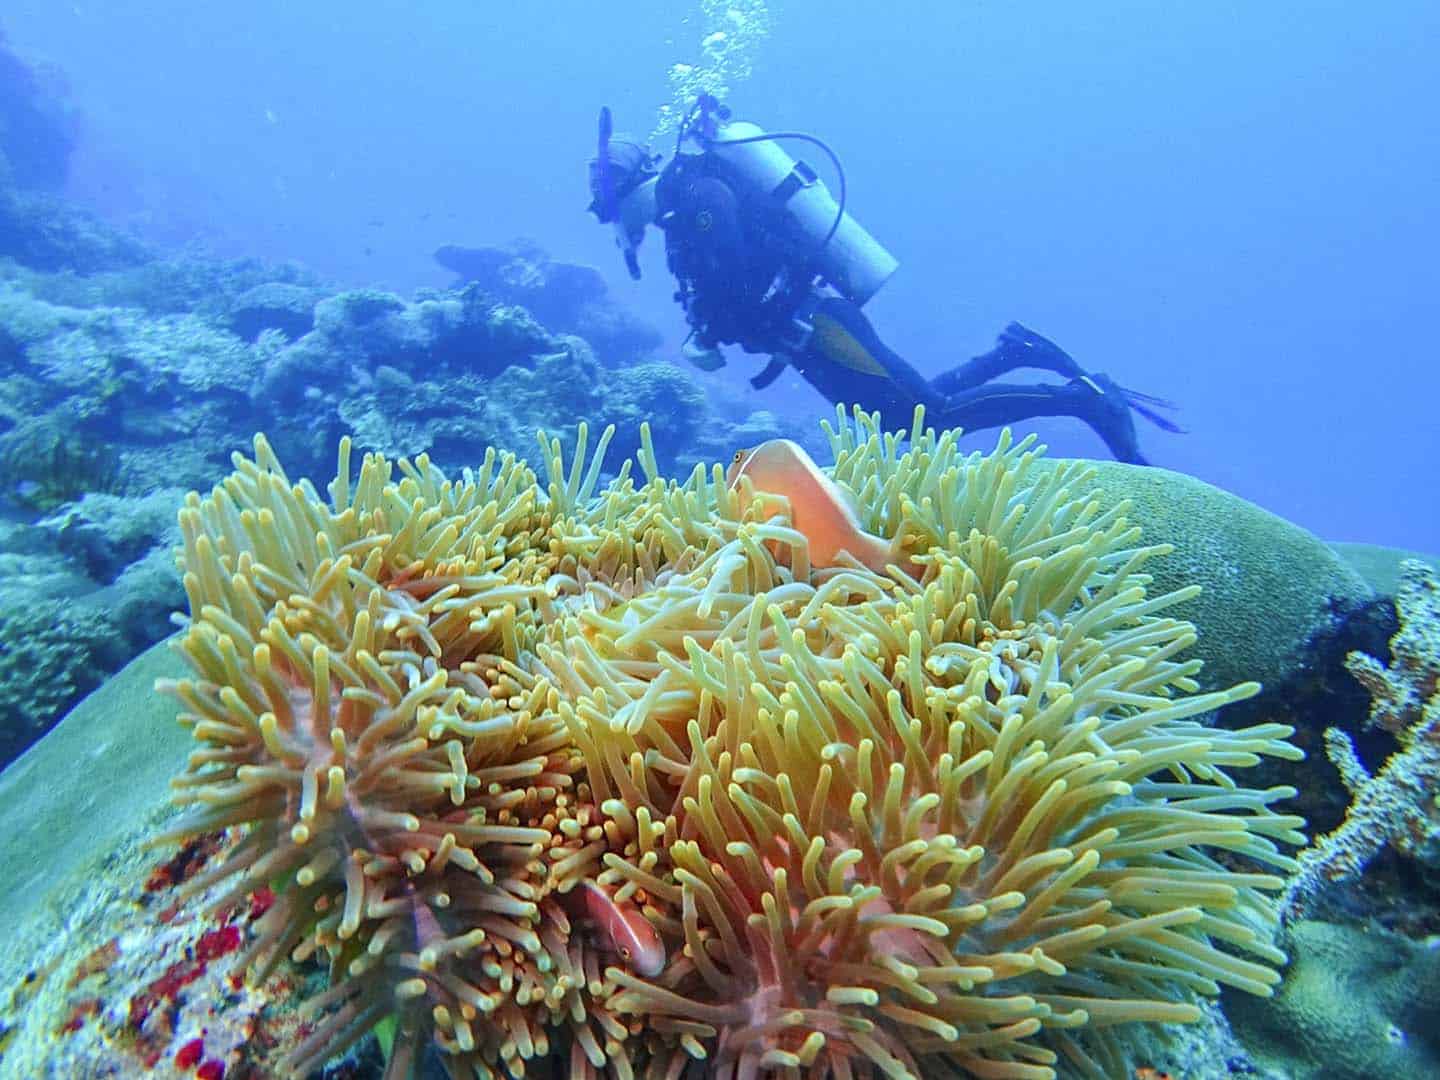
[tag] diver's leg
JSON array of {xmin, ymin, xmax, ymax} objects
[
  {"xmin": 813, "ymin": 298, "xmax": 935, "ymax": 395},
  {"xmin": 932, "ymin": 322, "xmax": 1083, "ymax": 395},
  {"xmin": 934, "ymin": 376, "xmax": 1148, "ymax": 464},
  {"xmin": 792, "ymin": 297, "xmax": 946, "ymax": 428}
]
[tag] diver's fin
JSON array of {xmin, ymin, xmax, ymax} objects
[
  {"xmin": 999, "ymin": 322, "xmax": 1083, "ymax": 377},
  {"xmin": 1114, "ymin": 382, "xmax": 1186, "ymax": 433},
  {"xmin": 1128, "ymin": 399, "xmax": 1187, "ymax": 434}
]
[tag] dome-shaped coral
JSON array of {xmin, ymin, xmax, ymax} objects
[{"xmin": 159, "ymin": 408, "xmax": 1304, "ymax": 1079}]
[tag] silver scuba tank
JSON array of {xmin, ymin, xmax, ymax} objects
[{"xmin": 705, "ymin": 120, "xmax": 899, "ymax": 306}]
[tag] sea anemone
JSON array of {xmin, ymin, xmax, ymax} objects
[
  {"xmin": 160, "ymin": 433, "xmax": 627, "ymax": 1077},
  {"xmin": 538, "ymin": 414, "xmax": 1304, "ymax": 1079},
  {"xmin": 159, "ymin": 409, "xmax": 1304, "ymax": 1079}
]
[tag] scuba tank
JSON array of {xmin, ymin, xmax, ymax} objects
[{"xmin": 700, "ymin": 116, "xmax": 899, "ymax": 306}]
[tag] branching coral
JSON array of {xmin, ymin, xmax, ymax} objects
[
  {"xmin": 160, "ymin": 408, "xmax": 1304, "ymax": 1079},
  {"xmin": 1283, "ymin": 560, "xmax": 1440, "ymax": 915}
]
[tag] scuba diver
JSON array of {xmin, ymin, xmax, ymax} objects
[{"xmin": 586, "ymin": 96, "xmax": 1179, "ymax": 464}]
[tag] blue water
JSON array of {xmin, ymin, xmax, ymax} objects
[{"xmin": 5, "ymin": 0, "xmax": 1438, "ymax": 549}]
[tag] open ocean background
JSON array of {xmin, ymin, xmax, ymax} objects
[{"xmin": 5, "ymin": 0, "xmax": 1437, "ymax": 548}]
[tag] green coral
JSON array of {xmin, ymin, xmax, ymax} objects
[
  {"xmin": 1051, "ymin": 460, "xmax": 1373, "ymax": 693},
  {"xmin": 0, "ymin": 415, "xmax": 124, "ymax": 511},
  {"xmin": 1228, "ymin": 918, "xmax": 1440, "ymax": 1079},
  {"xmin": 0, "ymin": 595, "xmax": 117, "ymax": 768},
  {"xmin": 32, "ymin": 307, "xmax": 253, "ymax": 398},
  {"xmin": 1331, "ymin": 541, "xmax": 1440, "ymax": 596}
]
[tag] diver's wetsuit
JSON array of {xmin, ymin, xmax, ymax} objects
[{"xmin": 654, "ymin": 151, "xmax": 1148, "ymax": 464}]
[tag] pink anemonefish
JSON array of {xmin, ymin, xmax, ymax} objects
[
  {"xmin": 726, "ymin": 438, "xmax": 915, "ymax": 577},
  {"xmin": 571, "ymin": 881, "xmax": 665, "ymax": 977}
]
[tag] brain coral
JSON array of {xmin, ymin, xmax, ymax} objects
[
  {"xmin": 1046, "ymin": 460, "xmax": 1372, "ymax": 695},
  {"xmin": 160, "ymin": 408, "xmax": 1304, "ymax": 1080}
]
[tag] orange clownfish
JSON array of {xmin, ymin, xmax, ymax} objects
[
  {"xmin": 573, "ymin": 881, "xmax": 665, "ymax": 977},
  {"xmin": 1135, "ymin": 1069, "xmax": 1176, "ymax": 1080},
  {"xmin": 726, "ymin": 439, "xmax": 909, "ymax": 576}
]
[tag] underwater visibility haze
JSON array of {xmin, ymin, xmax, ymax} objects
[{"xmin": 0, "ymin": 2, "xmax": 1437, "ymax": 1079}]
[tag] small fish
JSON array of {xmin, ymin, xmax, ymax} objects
[
  {"xmin": 1135, "ymin": 1068, "xmax": 1177, "ymax": 1080},
  {"xmin": 573, "ymin": 881, "xmax": 665, "ymax": 977},
  {"xmin": 727, "ymin": 439, "xmax": 911, "ymax": 576}
]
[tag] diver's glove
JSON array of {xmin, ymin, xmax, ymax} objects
[{"xmin": 682, "ymin": 339, "xmax": 727, "ymax": 372}]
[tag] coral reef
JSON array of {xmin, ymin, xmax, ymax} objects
[
  {"xmin": 1282, "ymin": 560, "xmax": 1440, "ymax": 916},
  {"xmin": 0, "ymin": 413, "xmax": 124, "ymax": 511},
  {"xmin": 0, "ymin": 207, "xmax": 724, "ymax": 771},
  {"xmin": 1050, "ymin": 461, "xmax": 1373, "ymax": 698},
  {"xmin": 38, "ymin": 488, "xmax": 185, "ymax": 584},
  {"xmin": 0, "ymin": 417, "xmax": 185, "ymax": 769},
  {"xmin": 0, "ymin": 592, "xmax": 118, "ymax": 768},
  {"xmin": 0, "ymin": 282, "xmax": 258, "ymax": 493},
  {"xmin": 3, "ymin": 252, "xmax": 321, "ymax": 322},
  {"xmin": 1331, "ymin": 541, "xmax": 1440, "ymax": 596},
  {"xmin": 434, "ymin": 239, "xmax": 664, "ymax": 365},
  {"xmin": 0, "ymin": 490, "xmax": 181, "ymax": 769},
  {"xmin": 226, "ymin": 280, "xmax": 325, "ymax": 341},
  {"xmin": 0, "ymin": 26, "xmax": 77, "ymax": 192},
  {"xmin": 155, "ymin": 410, "xmax": 1304, "ymax": 1079},
  {"xmin": 0, "ymin": 184, "xmax": 154, "ymax": 273},
  {"xmin": 0, "ymin": 508, "xmax": 135, "ymax": 768},
  {"xmin": 1226, "ymin": 918, "xmax": 1440, "ymax": 1079}
]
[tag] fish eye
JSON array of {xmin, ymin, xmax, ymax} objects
[
  {"xmin": 733, "ymin": 450, "xmax": 744, "ymax": 462},
  {"xmin": 620, "ymin": 946, "xmax": 631, "ymax": 959}
]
